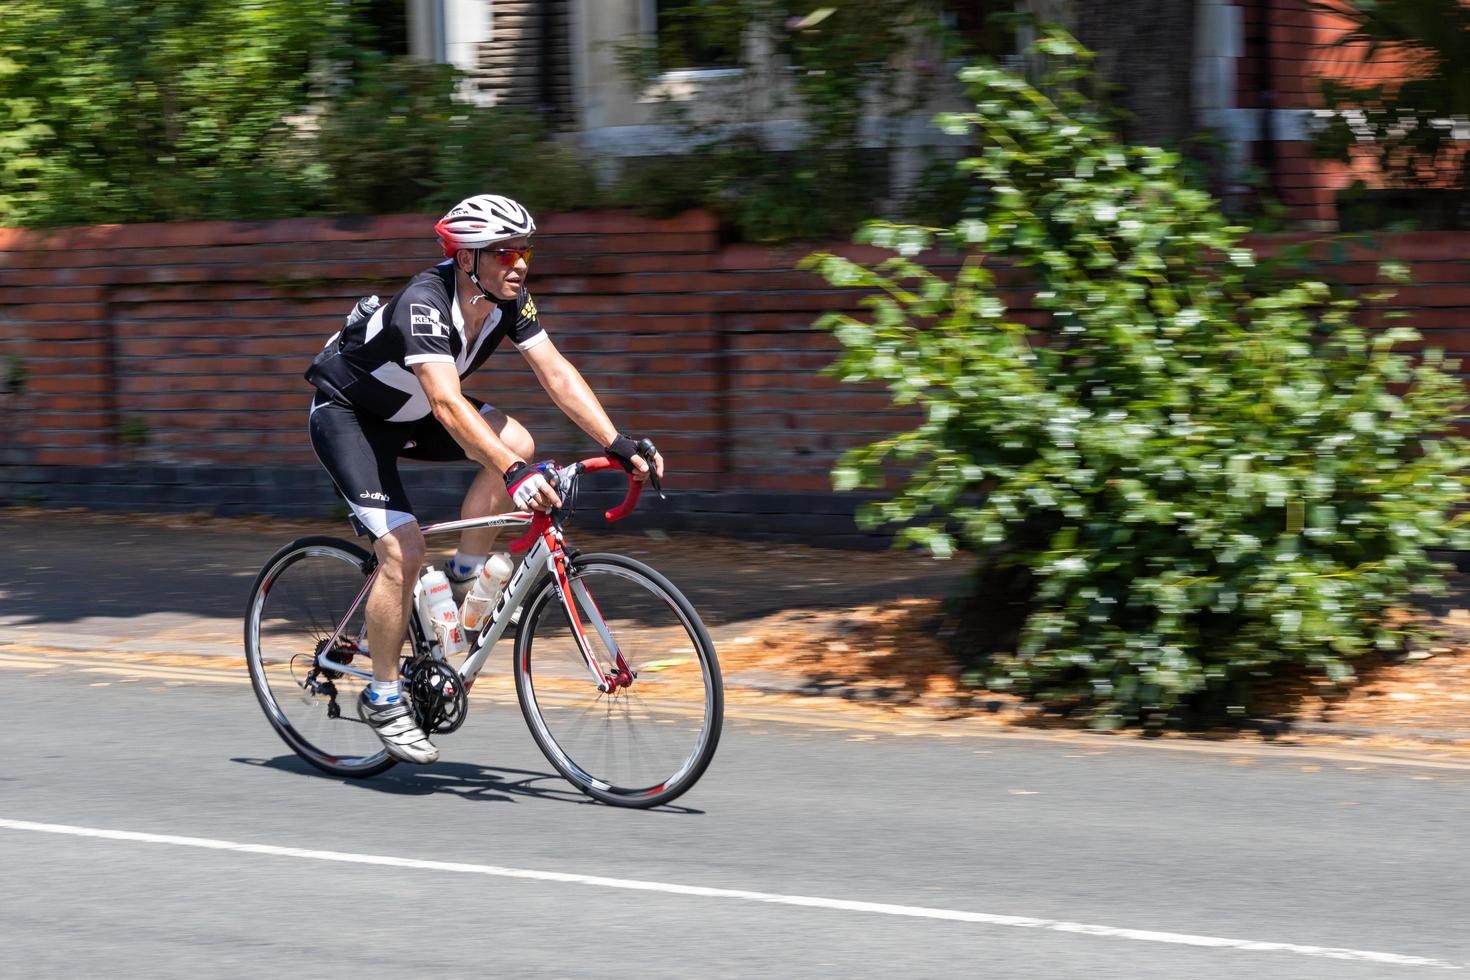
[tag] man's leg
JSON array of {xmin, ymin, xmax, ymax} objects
[
  {"xmin": 457, "ymin": 409, "xmax": 535, "ymax": 558},
  {"xmin": 307, "ymin": 395, "xmax": 439, "ymax": 763},
  {"xmin": 357, "ymin": 520, "xmax": 440, "ymax": 764},
  {"xmin": 366, "ymin": 521, "xmax": 426, "ymax": 681}
]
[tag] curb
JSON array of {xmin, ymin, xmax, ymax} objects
[
  {"xmin": 725, "ymin": 670, "xmax": 1020, "ymax": 714},
  {"xmin": 1241, "ymin": 717, "xmax": 1470, "ymax": 747},
  {"xmin": 726, "ymin": 671, "xmax": 1470, "ymax": 746}
]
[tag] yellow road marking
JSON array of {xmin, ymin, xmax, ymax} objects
[{"xmin": 5, "ymin": 643, "xmax": 1470, "ymax": 771}]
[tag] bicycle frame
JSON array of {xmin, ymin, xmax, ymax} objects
[{"xmin": 315, "ymin": 458, "xmax": 641, "ymax": 694}]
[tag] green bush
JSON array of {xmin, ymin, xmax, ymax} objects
[
  {"xmin": 314, "ymin": 56, "xmax": 600, "ymax": 217},
  {"xmin": 312, "ymin": 57, "xmax": 459, "ymax": 215},
  {"xmin": 0, "ymin": 0, "xmax": 344, "ymax": 225},
  {"xmin": 806, "ymin": 31, "xmax": 1470, "ymax": 728},
  {"xmin": 0, "ymin": 7, "xmax": 601, "ymax": 227},
  {"xmin": 609, "ymin": 141, "xmax": 885, "ymax": 242},
  {"xmin": 425, "ymin": 100, "xmax": 601, "ymax": 217}
]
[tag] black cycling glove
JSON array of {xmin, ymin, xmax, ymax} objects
[{"xmin": 604, "ymin": 434, "xmax": 643, "ymax": 472}]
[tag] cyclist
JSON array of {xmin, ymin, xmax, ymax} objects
[{"xmin": 304, "ymin": 193, "xmax": 664, "ymax": 764}]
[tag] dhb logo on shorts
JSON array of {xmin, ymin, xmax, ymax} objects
[{"xmin": 410, "ymin": 303, "xmax": 446, "ymax": 337}]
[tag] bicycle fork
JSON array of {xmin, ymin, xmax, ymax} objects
[{"xmin": 549, "ymin": 547, "xmax": 635, "ymax": 694}]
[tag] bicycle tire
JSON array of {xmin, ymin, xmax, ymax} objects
[
  {"xmin": 244, "ymin": 535, "xmax": 397, "ymax": 778},
  {"xmin": 514, "ymin": 552, "xmax": 723, "ymax": 808}
]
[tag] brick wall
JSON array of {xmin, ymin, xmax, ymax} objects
[
  {"xmin": 2, "ymin": 212, "xmax": 1468, "ymax": 545},
  {"xmin": 0, "ymin": 211, "xmax": 930, "ymax": 544}
]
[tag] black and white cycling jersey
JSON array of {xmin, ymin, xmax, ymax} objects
[{"xmin": 305, "ymin": 259, "xmax": 546, "ymax": 422}]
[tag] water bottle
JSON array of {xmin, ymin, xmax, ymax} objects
[
  {"xmin": 459, "ymin": 552, "xmax": 514, "ymax": 632},
  {"xmin": 415, "ymin": 568, "xmax": 467, "ymax": 657},
  {"xmin": 344, "ymin": 294, "xmax": 380, "ymax": 328}
]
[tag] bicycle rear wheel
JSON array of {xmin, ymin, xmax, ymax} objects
[
  {"xmin": 245, "ymin": 536, "xmax": 395, "ymax": 778},
  {"xmin": 514, "ymin": 552, "xmax": 722, "ymax": 808}
]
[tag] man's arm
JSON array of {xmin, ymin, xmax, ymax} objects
[
  {"xmin": 415, "ymin": 361, "xmax": 562, "ymax": 510},
  {"xmin": 414, "ymin": 362, "xmax": 522, "ymax": 472},
  {"xmin": 522, "ymin": 340, "xmax": 664, "ymax": 479}
]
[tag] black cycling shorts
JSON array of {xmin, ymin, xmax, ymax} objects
[{"xmin": 308, "ymin": 392, "xmax": 494, "ymax": 538}]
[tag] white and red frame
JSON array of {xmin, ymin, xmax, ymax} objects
[{"xmin": 316, "ymin": 455, "xmax": 645, "ymax": 693}]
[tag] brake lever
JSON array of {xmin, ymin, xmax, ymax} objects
[
  {"xmin": 635, "ymin": 438, "xmax": 666, "ymax": 501},
  {"xmin": 552, "ymin": 462, "xmax": 582, "ymax": 517}
]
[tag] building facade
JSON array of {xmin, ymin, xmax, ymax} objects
[{"xmin": 402, "ymin": 0, "xmax": 1463, "ymax": 228}]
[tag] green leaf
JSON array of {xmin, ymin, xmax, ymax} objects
[{"xmin": 811, "ymin": 27, "xmax": 1469, "ymax": 732}]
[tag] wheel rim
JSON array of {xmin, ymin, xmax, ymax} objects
[
  {"xmin": 247, "ymin": 545, "xmax": 389, "ymax": 772},
  {"xmin": 519, "ymin": 562, "xmax": 719, "ymax": 800}
]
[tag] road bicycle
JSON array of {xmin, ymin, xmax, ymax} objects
[{"xmin": 244, "ymin": 453, "xmax": 723, "ymax": 808}]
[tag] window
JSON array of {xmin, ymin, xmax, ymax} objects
[
  {"xmin": 943, "ymin": 1, "xmax": 1017, "ymax": 61},
  {"xmin": 357, "ymin": 0, "xmax": 410, "ymax": 56},
  {"xmin": 651, "ymin": 0, "xmax": 745, "ymax": 72}
]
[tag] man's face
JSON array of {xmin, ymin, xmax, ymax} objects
[{"xmin": 460, "ymin": 238, "xmax": 531, "ymax": 301}]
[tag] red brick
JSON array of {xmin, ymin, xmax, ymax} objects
[
  {"xmin": 548, "ymin": 232, "xmax": 719, "ymax": 257},
  {"xmin": 1382, "ymin": 285, "xmax": 1470, "ymax": 308},
  {"xmin": 233, "ymin": 337, "xmax": 322, "ymax": 357},
  {"xmin": 33, "ymin": 394, "xmax": 109, "ymax": 411},
  {"xmin": 0, "ymin": 213, "xmax": 438, "ymax": 254},
  {"xmin": 6, "ymin": 302, "xmax": 107, "ymax": 322},
  {"xmin": 0, "ymin": 285, "xmax": 107, "ymax": 305},
  {"xmin": 34, "ymin": 449, "xmax": 110, "ymax": 464},
  {"xmin": 550, "ymin": 253, "xmax": 711, "ymax": 276},
  {"xmin": 21, "ymin": 340, "xmax": 108, "ymax": 359},
  {"xmin": 624, "ymin": 333, "xmax": 719, "ymax": 352},
  {"xmin": 732, "ymin": 351, "xmax": 835, "ymax": 372},
  {"xmin": 0, "ymin": 267, "xmax": 114, "ymax": 287},
  {"xmin": 724, "ymin": 316, "xmax": 824, "ymax": 334},
  {"xmin": 26, "ymin": 428, "xmax": 112, "ymax": 447},
  {"xmin": 28, "ymin": 375, "xmax": 110, "ymax": 394}
]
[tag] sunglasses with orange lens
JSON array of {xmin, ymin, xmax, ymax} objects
[{"xmin": 487, "ymin": 246, "xmax": 533, "ymax": 266}]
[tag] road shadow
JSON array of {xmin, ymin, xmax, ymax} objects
[
  {"xmin": 232, "ymin": 755, "xmax": 705, "ymax": 814},
  {"xmin": 0, "ymin": 509, "xmax": 969, "ymax": 632}
]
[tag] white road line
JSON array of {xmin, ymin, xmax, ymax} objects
[{"xmin": 0, "ymin": 818, "xmax": 1460, "ymax": 971}]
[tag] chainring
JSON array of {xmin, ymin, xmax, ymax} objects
[{"xmin": 404, "ymin": 658, "xmax": 470, "ymax": 734}]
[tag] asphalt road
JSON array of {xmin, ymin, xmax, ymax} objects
[
  {"xmin": 3, "ymin": 662, "xmax": 1470, "ymax": 978},
  {"xmin": 4, "ymin": 510, "xmax": 1470, "ymax": 977}
]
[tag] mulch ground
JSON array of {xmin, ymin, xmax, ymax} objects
[{"xmin": 731, "ymin": 592, "xmax": 1470, "ymax": 736}]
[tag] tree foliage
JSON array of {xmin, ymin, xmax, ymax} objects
[
  {"xmin": 807, "ymin": 31, "xmax": 1470, "ymax": 727},
  {"xmin": 0, "ymin": 0, "xmax": 348, "ymax": 223},
  {"xmin": 0, "ymin": 1, "xmax": 598, "ymax": 226}
]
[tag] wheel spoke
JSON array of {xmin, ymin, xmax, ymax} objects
[
  {"xmin": 515, "ymin": 554, "xmax": 722, "ymax": 807},
  {"xmin": 245, "ymin": 539, "xmax": 394, "ymax": 778}
]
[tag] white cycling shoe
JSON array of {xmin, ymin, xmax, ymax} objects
[{"xmin": 357, "ymin": 690, "xmax": 439, "ymax": 764}]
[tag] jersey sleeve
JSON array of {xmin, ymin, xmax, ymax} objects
[
  {"xmin": 509, "ymin": 288, "xmax": 549, "ymax": 351},
  {"xmin": 393, "ymin": 279, "xmax": 456, "ymax": 367}
]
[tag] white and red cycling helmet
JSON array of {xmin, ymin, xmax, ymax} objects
[{"xmin": 434, "ymin": 194, "xmax": 536, "ymax": 257}]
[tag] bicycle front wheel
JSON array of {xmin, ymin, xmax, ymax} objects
[
  {"xmin": 244, "ymin": 536, "xmax": 395, "ymax": 778},
  {"xmin": 515, "ymin": 552, "xmax": 723, "ymax": 808}
]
